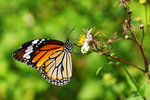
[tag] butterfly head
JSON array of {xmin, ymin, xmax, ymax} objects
[{"xmin": 64, "ymin": 38, "xmax": 73, "ymax": 53}]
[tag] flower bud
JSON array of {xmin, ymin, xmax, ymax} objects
[
  {"xmin": 125, "ymin": 19, "xmax": 128, "ymax": 24},
  {"xmin": 128, "ymin": 10, "xmax": 132, "ymax": 14},
  {"xmin": 125, "ymin": 35, "xmax": 130, "ymax": 39},
  {"xmin": 140, "ymin": 24, "xmax": 144, "ymax": 29},
  {"xmin": 99, "ymin": 52, "xmax": 103, "ymax": 56},
  {"xmin": 107, "ymin": 39, "xmax": 112, "ymax": 44}
]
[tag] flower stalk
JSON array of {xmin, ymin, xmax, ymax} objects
[
  {"xmin": 78, "ymin": 0, "xmax": 150, "ymax": 82},
  {"xmin": 121, "ymin": 0, "xmax": 150, "ymax": 80}
]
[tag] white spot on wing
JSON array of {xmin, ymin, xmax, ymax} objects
[
  {"xmin": 32, "ymin": 39, "xmax": 39, "ymax": 44},
  {"xmin": 23, "ymin": 50, "xmax": 33, "ymax": 59},
  {"xmin": 22, "ymin": 39, "xmax": 40, "ymax": 59},
  {"xmin": 26, "ymin": 55, "xmax": 31, "ymax": 59},
  {"xmin": 19, "ymin": 46, "xmax": 22, "ymax": 49},
  {"xmin": 25, "ymin": 47, "xmax": 33, "ymax": 52}
]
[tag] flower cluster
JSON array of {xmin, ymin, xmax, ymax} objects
[
  {"xmin": 77, "ymin": 28, "xmax": 93, "ymax": 54},
  {"xmin": 77, "ymin": 33, "xmax": 86, "ymax": 46}
]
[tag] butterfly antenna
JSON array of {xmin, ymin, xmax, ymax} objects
[{"xmin": 67, "ymin": 27, "xmax": 76, "ymax": 39}]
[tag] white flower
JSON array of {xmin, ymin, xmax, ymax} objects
[{"xmin": 81, "ymin": 28, "xmax": 93, "ymax": 54}]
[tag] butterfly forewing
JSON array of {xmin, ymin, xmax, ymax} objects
[
  {"xmin": 13, "ymin": 38, "xmax": 73, "ymax": 86},
  {"xmin": 13, "ymin": 39, "xmax": 64, "ymax": 69}
]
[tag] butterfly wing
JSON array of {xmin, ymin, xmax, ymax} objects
[
  {"xmin": 40, "ymin": 51, "xmax": 72, "ymax": 86},
  {"xmin": 13, "ymin": 39, "xmax": 64, "ymax": 69},
  {"xmin": 13, "ymin": 39, "xmax": 73, "ymax": 86}
]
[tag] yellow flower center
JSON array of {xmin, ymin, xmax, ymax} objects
[{"xmin": 77, "ymin": 33, "xmax": 86, "ymax": 46}]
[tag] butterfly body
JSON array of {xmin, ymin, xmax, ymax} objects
[{"xmin": 13, "ymin": 38, "xmax": 73, "ymax": 86}]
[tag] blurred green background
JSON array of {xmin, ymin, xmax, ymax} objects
[{"xmin": 0, "ymin": 0, "xmax": 150, "ymax": 100}]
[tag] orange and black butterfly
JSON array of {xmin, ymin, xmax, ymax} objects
[{"xmin": 13, "ymin": 38, "xmax": 73, "ymax": 86}]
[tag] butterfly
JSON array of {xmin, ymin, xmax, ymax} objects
[{"xmin": 13, "ymin": 38, "xmax": 73, "ymax": 86}]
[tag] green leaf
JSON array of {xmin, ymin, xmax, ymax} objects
[
  {"xmin": 108, "ymin": 61, "xmax": 114, "ymax": 65},
  {"xmin": 139, "ymin": 84, "xmax": 146, "ymax": 96},
  {"xmin": 123, "ymin": 67, "xmax": 146, "ymax": 99},
  {"xmin": 96, "ymin": 65, "xmax": 103, "ymax": 75},
  {"xmin": 123, "ymin": 67, "xmax": 139, "ymax": 90},
  {"xmin": 131, "ymin": 91, "xmax": 140, "ymax": 97}
]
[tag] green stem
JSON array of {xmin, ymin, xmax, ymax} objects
[
  {"xmin": 122, "ymin": 67, "xmax": 146, "ymax": 100},
  {"xmin": 123, "ymin": 67, "xmax": 139, "ymax": 90},
  {"xmin": 106, "ymin": 54, "xmax": 145, "ymax": 72}
]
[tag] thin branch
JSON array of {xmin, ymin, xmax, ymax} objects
[
  {"xmin": 128, "ymin": 26, "xmax": 140, "ymax": 44},
  {"xmin": 122, "ymin": 1, "xmax": 150, "ymax": 80},
  {"xmin": 123, "ymin": 6, "xmax": 128, "ymax": 20},
  {"xmin": 141, "ymin": 28, "xmax": 144, "ymax": 46},
  {"xmin": 126, "ymin": 15, "xmax": 149, "ymax": 74},
  {"xmin": 92, "ymin": 40, "xmax": 100, "ymax": 51},
  {"xmin": 92, "ymin": 41, "xmax": 145, "ymax": 72},
  {"xmin": 106, "ymin": 53, "xmax": 145, "ymax": 72}
]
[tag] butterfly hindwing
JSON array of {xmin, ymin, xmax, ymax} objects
[{"xmin": 40, "ymin": 51, "xmax": 72, "ymax": 86}]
